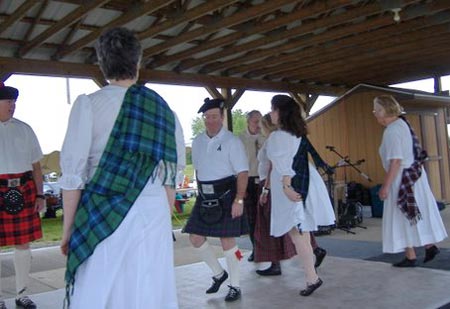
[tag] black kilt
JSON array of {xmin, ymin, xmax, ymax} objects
[{"xmin": 183, "ymin": 176, "xmax": 249, "ymax": 237}]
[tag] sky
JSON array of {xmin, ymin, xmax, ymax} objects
[{"xmin": 5, "ymin": 74, "xmax": 450, "ymax": 154}]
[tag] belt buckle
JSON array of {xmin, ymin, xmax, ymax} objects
[{"xmin": 7, "ymin": 178, "xmax": 20, "ymax": 187}]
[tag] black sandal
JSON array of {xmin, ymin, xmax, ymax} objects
[{"xmin": 300, "ymin": 278, "xmax": 323, "ymax": 296}]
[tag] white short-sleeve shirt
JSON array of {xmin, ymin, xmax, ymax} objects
[
  {"xmin": 0, "ymin": 118, "xmax": 43, "ymax": 174},
  {"xmin": 192, "ymin": 127, "xmax": 248, "ymax": 181},
  {"xmin": 379, "ymin": 118, "xmax": 414, "ymax": 170}
]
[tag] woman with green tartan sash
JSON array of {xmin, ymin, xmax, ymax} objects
[{"xmin": 59, "ymin": 28, "xmax": 185, "ymax": 309}]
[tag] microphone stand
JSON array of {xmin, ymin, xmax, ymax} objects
[
  {"xmin": 326, "ymin": 146, "xmax": 372, "ymax": 183},
  {"xmin": 326, "ymin": 146, "xmax": 370, "ymax": 233}
]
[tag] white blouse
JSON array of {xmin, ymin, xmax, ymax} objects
[
  {"xmin": 0, "ymin": 118, "xmax": 43, "ymax": 174},
  {"xmin": 59, "ymin": 85, "xmax": 186, "ymax": 190},
  {"xmin": 266, "ymin": 130, "xmax": 304, "ymax": 236},
  {"xmin": 257, "ymin": 140, "xmax": 270, "ymax": 181}
]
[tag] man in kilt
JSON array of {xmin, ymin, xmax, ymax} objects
[
  {"xmin": 183, "ymin": 98, "xmax": 249, "ymax": 302},
  {"xmin": 0, "ymin": 83, "xmax": 44, "ymax": 309},
  {"xmin": 238, "ymin": 110, "xmax": 265, "ymax": 262}
]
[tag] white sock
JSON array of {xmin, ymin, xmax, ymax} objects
[
  {"xmin": 14, "ymin": 248, "xmax": 31, "ymax": 296},
  {"xmin": 224, "ymin": 246, "xmax": 241, "ymax": 288},
  {"xmin": 196, "ymin": 242, "xmax": 223, "ymax": 277}
]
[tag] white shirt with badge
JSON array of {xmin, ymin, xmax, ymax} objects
[
  {"xmin": 0, "ymin": 118, "xmax": 43, "ymax": 174},
  {"xmin": 192, "ymin": 126, "xmax": 248, "ymax": 182}
]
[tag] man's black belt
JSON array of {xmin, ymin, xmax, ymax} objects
[
  {"xmin": 0, "ymin": 171, "xmax": 33, "ymax": 187},
  {"xmin": 198, "ymin": 176, "xmax": 236, "ymax": 196}
]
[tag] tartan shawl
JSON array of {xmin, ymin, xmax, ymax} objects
[
  {"xmin": 397, "ymin": 116, "xmax": 427, "ymax": 225},
  {"xmin": 65, "ymin": 84, "xmax": 177, "ymax": 298},
  {"xmin": 291, "ymin": 136, "xmax": 331, "ymax": 202}
]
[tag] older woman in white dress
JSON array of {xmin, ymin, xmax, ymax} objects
[
  {"xmin": 266, "ymin": 95, "xmax": 335, "ymax": 297},
  {"xmin": 59, "ymin": 28, "xmax": 185, "ymax": 308},
  {"xmin": 373, "ymin": 95, "xmax": 447, "ymax": 267}
]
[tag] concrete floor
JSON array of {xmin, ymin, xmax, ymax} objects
[{"xmin": 1, "ymin": 207, "xmax": 450, "ymax": 308}]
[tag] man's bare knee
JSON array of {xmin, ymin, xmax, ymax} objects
[{"xmin": 189, "ymin": 234, "xmax": 206, "ymax": 248}]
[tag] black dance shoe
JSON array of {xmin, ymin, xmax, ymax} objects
[
  {"xmin": 256, "ymin": 263, "xmax": 281, "ymax": 276},
  {"xmin": 206, "ymin": 270, "xmax": 228, "ymax": 294},
  {"xmin": 247, "ymin": 252, "xmax": 254, "ymax": 262},
  {"xmin": 300, "ymin": 278, "xmax": 323, "ymax": 296},
  {"xmin": 424, "ymin": 245, "xmax": 440, "ymax": 263},
  {"xmin": 392, "ymin": 258, "xmax": 417, "ymax": 268},
  {"xmin": 314, "ymin": 247, "xmax": 327, "ymax": 268},
  {"xmin": 15, "ymin": 296, "xmax": 37, "ymax": 309},
  {"xmin": 224, "ymin": 285, "xmax": 241, "ymax": 302}
]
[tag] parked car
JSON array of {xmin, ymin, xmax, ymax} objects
[{"xmin": 43, "ymin": 182, "xmax": 62, "ymax": 218}]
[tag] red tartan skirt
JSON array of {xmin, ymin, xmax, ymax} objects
[
  {"xmin": 0, "ymin": 172, "xmax": 42, "ymax": 246},
  {"xmin": 254, "ymin": 182, "xmax": 297, "ymax": 263}
]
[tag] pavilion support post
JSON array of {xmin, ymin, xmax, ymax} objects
[
  {"xmin": 204, "ymin": 87, "xmax": 246, "ymax": 132},
  {"xmin": 434, "ymin": 75, "xmax": 442, "ymax": 94},
  {"xmin": 0, "ymin": 72, "xmax": 12, "ymax": 82},
  {"xmin": 289, "ymin": 92, "xmax": 313, "ymax": 118}
]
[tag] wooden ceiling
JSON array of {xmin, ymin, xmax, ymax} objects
[{"xmin": 1, "ymin": 0, "xmax": 450, "ymax": 98}]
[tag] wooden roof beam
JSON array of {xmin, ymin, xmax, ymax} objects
[
  {"xmin": 0, "ymin": 1, "xmax": 40, "ymax": 35},
  {"xmin": 23, "ymin": 0, "xmax": 49, "ymax": 42},
  {"xmin": 142, "ymin": 0, "xmax": 299, "ymax": 61},
  {"xmin": 0, "ymin": 56, "xmax": 347, "ymax": 96},
  {"xmin": 137, "ymin": 0, "xmax": 239, "ymax": 41},
  {"xmin": 337, "ymin": 47, "xmax": 450, "ymax": 86},
  {"xmin": 232, "ymin": 2, "xmax": 450, "ymax": 78},
  {"xmin": 299, "ymin": 35, "xmax": 450, "ymax": 83},
  {"xmin": 179, "ymin": 1, "xmax": 384, "ymax": 72},
  {"xmin": 273, "ymin": 22, "xmax": 450, "ymax": 81},
  {"xmin": 53, "ymin": 0, "xmax": 174, "ymax": 60},
  {"xmin": 17, "ymin": 0, "xmax": 109, "ymax": 58},
  {"xmin": 199, "ymin": 15, "xmax": 395, "ymax": 75},
  {"xmin": 149, "ymin": 0, "xmax": 349, "ymax": 69}
]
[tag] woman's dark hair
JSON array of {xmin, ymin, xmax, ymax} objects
[
  {"xmin": 271, "ymin": 95, "xmax": 307, "ymax": 137},
  {"xmin": 95, "ymin": 27, "xmax": 142, "ymax": 80}
]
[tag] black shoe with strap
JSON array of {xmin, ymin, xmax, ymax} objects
[
  {"xmin": 392, "ymin": 257, "xmax": 416, "ymax": 268},
  {"xmin": 313, "ymin": 247, "xmax": 327, "ymax": 268},
  {"xmin": 424, "ymin": 245, "xmax": 440, "ymax": 263},
  {"xmin": 224, "ymin": 285, "xmax": 241, "ymax": 302},
  {"xmin": 256, "ymin": 263, "xmax": 281, "ymax": 276},
  {"xmin": 300, "ymin": 278, "xmax": 323, "ymax": 296},
  {"xmin": 206, "ymin": 270, "xmax": 228, "ymax": 294},
  {"xmin": 15, "ymin": 296, "xmax": 36, "ymax": 309}
]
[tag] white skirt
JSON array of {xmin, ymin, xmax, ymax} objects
[
  {"xmin": 382, "ymin": 170, "xmax": 447, "ymax": 253},
  {"xmin": 300, "ymin": 163, "xmax": 336, "ymax": 232},
  {"xmin": 70, "ymin": 192, "xmax": 178, "ymax": 309}
]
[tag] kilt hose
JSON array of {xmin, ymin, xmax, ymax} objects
[
  {"xmin": 0, "ymin": 172, "xmax": 42, "ymax": 247},
  {"xmin": 254, "ymin": 182, "xmax": 296, "ymax": 263},
  {"xmin": 183, "ymin": 177, "xmax": 249, "ymax": 237},
  {"xmin": 244, "ymin": 177, "xmax": 259, "ymax": 247}
]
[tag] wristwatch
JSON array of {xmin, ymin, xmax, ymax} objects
[{"xmin": 235, "ymin": 198, "xmax": 243, "ymax": 205}]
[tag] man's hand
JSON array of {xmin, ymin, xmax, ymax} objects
[
  {"xmin": 34, "ymin": 198, "xmax": 46, "ymax": 212},
  {"xmin": 231, "ymin": 200, "xmax": 244, "ymax": 219}
]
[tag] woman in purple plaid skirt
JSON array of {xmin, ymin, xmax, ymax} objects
[{"xmin": 254, "ymin": 113, "xmax": 296, "ymax": 276}]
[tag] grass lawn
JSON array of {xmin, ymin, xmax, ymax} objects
[
  {"xmin": 35, "ymin": 198, "xmax": 194, "ymax": 247},
  {"xmin": 38, "ymin": 211, "xmax": 64, "ymax": 245}
]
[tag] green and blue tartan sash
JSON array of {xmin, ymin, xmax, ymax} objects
[{"xmin": 65, "ymin": 84, "xmax": 177, "ymax": 298}]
